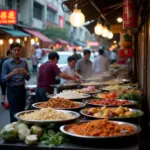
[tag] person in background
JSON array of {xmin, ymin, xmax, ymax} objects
[
  {"xmin": 31, "ymin": 50, "xmax": 38, "ymax": 75},
  {"xmin": 61, "ymin": 56, "xmax": 82, "ymax": 84},
  {"xmin": 104, "ymin": 47, "xmax": 110, "ymax": 59},
  {"xmin": 93, "ymin": 49, "xmax": 109, "ymax": 73},
  {"xmin": 110, "ymin": 50, "xmax": 117, "ymax": 64},
  {"xmin": 0, "ymin": 50, "xmax": 11, "ymax": 107},
  {"xmin": 1, "ymin": 42, "xmax": 30, "ymax": 122},
  {"xmin": 72, "ymin": 48, "xmax": 82, "ymax": 61},
  {"xmin": 75, "ymin": 49, "xmax": 92, "ymax": 78},
  {"xmin": 33, "ymin": 44, "xmax": 42, "ymax": 60},
  {"xmin": 36, "ymin": 52, "xmax": 81, "ymax": 102}
]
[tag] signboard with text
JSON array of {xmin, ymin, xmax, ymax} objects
[
  {"xmin": 59, "ymin": 16, "xmax": 64, "ymax": 28},
  {"xmin": 0, "ymin": 10, "xmax": 17, "ymax": 25}
]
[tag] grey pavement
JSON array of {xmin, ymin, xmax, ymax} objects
[{"xmin": 0, "ymin": 60, "xmax": 37, "ymax": 129}]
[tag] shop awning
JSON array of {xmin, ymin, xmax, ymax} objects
[
  {"xmin": 74, "ymin": 40, "xmax": 86, "ymax": 47},
  {"xmin": 2, "ymin": 28, "xmax": 30, "ymax": 37},
  {"xmin": 56, "ymin": 38, "xmax": 68, "ymax": 45},
  {"xmin": 23, "ymin": 28, "xmax": 53, "ymax": 43}
]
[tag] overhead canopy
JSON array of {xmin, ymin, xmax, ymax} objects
[
  {"xmin": 62, "ymin": 0, "xmax": 122, "ymax": 31},
  {"xmin": 23, "ymin": 28, "xmax": 53, "ymax": 43},
  {"xmin": 2, "ymin": 28, "xmax": 30, "ymax": 37},
  {"xmin": 56, "ymin": 38, "xmax": 68, "ymax": 45}
]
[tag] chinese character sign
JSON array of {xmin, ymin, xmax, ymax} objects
[
  {"xmin": 123, "ymin": 0, "xmax": 137, "ymax": 29},
  {"xmin": 59, "ymin": 16, "xmax": 64, "ymax": 28},
  {"xmin": 0, "ymin": 10, "xmax": 17, "ymax": 24}
]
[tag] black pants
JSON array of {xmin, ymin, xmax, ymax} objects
[
  {"xmin": 7, "ymin": 86, "xmax": 26, "ymax": 123},
  {"xmin": 0, "ymin": 82, "xmax": 6, "ymax": 95},
  {"xmin": 35, "ymin": 88, "xmax": 49, "ymax": 102},
  {"xmin": 32, "ymin": 65, "xmax": 37, "ymax": 74}
]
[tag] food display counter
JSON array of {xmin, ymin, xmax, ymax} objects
[{"xmin": 0, "ymin": 77, "xmax": 148, "ymax": 150}]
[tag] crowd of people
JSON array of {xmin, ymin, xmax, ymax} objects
[{"xmin": 0, "ymin": 42, "xmax": 117, "ymax": 123}]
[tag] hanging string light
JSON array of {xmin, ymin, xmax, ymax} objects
[
  {"xmin": 107, "ymin": 31, "xmax": 113, "ymax": 39},
  {"xmin": 94, "ymin": 23, "xmax": 103, "ymax": 35},
  {"xmin": 94, "ymin": 18, "xmax": 103, "ymax": 35},
  {"xmin": 117, "ymin": 17, "xmax": 122, "ymax": 23},
  {"xmin": 102, "ymin": 26, "xmax": 109, "ymax": 38},
  {"xmin": 70, "ymin": 1, "xmax": 85, "ymax": 27}
]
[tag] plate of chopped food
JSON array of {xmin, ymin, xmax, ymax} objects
[
  {"xmin": 32, "ymin": 98, "xmax": 86, "ymax": 110},
  {"xmin": 80, "ymin": 106, "xmax": 143, "ymax": 120},
  {"xmin": 85, "ymin": 99, "xmax": 138, "ymax": 107},
  {"xmin": 15, "ymin": 108, "xmax": 80, "ymax": 124},
  {"xmin": 74, "ymin": 86, "xmax": 101, "ymax": 95},
  {"xmin": 60, "ymin": 119, "xmax": 140, "ymax": 139}
]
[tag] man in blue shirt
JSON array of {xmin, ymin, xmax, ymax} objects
[{"xmin": 1, "ymin": 42, "xmax": 30, "ymax": 122}]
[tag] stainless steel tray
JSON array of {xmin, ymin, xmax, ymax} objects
[
  {"xmin": 50, "ymin": 94, "xmax": 91, "ymax": 100},
  {"xmin": 80, "ymin": 108, "xmax": 144, "ymax": 119},
  {"xmin": 60, "ymin": 120, "xmax": 141, "ymax": 139},
  {"xmin": 32, "ymin": 101, "xmax": 86, "ymax": 110},
  {"xmin": 51, "ymin": 83, "xmax": 78, "ymax": 88},
  {"xmin": 15, "ymin": 109, "xmax": 80, "ymax": 124},
  {"xmin": 85, "ymin": 99, "xmax": 138, "ymax": 107},
  {"xmin": 74, "ymin": 89, "xmax": 101, "ymax": 95}
]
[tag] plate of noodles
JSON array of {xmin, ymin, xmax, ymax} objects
[{"xmin": 15, "ymin": 108, "xmax": 80, "ymax": 124}]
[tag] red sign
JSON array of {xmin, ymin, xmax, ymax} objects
[
  {"xmin": 87, "ymin": 42, "xmax": 99, "ymax": 47},
  {"xmin": 0, "ymin": 10, "xmax": 17, "ymax": 25},
  {"xmin": 59, "ymin": 16, "xmax": 64, "ymax": 28},
  {"xmin": 118, "ymin": 48, "xmax": 133, "ymax": 58},
  {"xmin": 123, "ymin": 0, "xmax": 137, "ymax": 28}
]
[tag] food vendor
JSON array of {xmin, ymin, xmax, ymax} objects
[
  {"xmin": 93, "ymin": 49, "xmax": 109, "ymax": 73},
  {"xmin": 36, "ymin": 52, "xmax": 80, "ymax": 102},
  {"xmin": 61, "ymin": 56, "xmax": 82, "ymax": 84},
  {"xmin": 75, "ymin": 49, "xmax": 92, "ymax": 79}
]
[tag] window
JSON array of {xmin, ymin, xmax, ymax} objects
[
  {"xmin": 34, "ymin": 2, "xmax": 43, "ymax": 20},
  {"xmin": 5, "ymin": 0, "xmax": 13, "ymax": 9},
  {"xmin": 16, "ymin": 0, "xmax": 20, "ymax": 13},
  {"xmin": 47, "ymin": 8, "xmax": 56, "ymax": 23}
]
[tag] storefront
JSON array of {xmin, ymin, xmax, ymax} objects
[
  {"xmin": 134, "ymin": 0, "xmax": 150, "ymax": 125},
  {"xmin": 23, "ymin": 28, "xmax": 54, "ymax": 50},
  {"xmin": 0, "ymin": 27, "xmax": 30, "ymax": 58}
]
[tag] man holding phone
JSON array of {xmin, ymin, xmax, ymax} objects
[{"xmin": 1, "ymin": 42, "xmax": 30, "ymax": 122}]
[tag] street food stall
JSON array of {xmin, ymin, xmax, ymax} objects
[
  {"xmin": 1, "ymin": 0, "xmax": 150, "ymax": 150},
  {"xmin": 0, "ymin": 64, "xmax": 146, "ymax": 150}
]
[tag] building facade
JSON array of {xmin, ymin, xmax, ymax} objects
[{"xmin": 0, "ymin": 0, "xmax": 96, "ymax": 58}]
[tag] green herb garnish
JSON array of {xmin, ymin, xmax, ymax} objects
[{"xmin": 40, "ymin": 129, "xmax": 66, "ymax": 147}]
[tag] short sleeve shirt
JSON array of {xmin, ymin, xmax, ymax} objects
[
  {"xmin": 60, "ymin": 66, "xmax": 76, "ymax": 84},
  {"xmin": 38, "ymin": 61, "xmax": 61, "ymax": 93},
  {"xmin": 75, "ymin": 58, "xmax": 92, "ymax": 78}
]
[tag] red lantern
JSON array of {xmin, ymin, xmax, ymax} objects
[
  {"xmin": 123, "ymin": 0, "xmax": 137, "ymax": 29},
  {"xmin": 118, "ymin": 48, "xmax": 133, "ymax": 58}
]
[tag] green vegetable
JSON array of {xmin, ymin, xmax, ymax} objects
[
  {"xmin": 11, "ymin": 122, "xmax": 18, "ymax": 128},
  {"xmin": 31, "ymin": 125, "xmax": 42, "ymax": 137},
  {"xmin": 117, "ymin": 93, "xmax": 139, "ymax": 101},
  {"xmin": 14, "ymin": 123, "xmax": 28, "ymax": 131},
  {"xmin": 40, "ymin": 129, "xmax": 65, "ymax": 147},
  {"xmin": 25, "ymin": 134, "xmax": 38, "ymax": 145},
  {"xmin": 18, "ymin": 128, "xmax": 31, "ymax": 141},
  {"xmin": 0, "ymin": 124, "xmax": 18, "ymax": 141}
]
